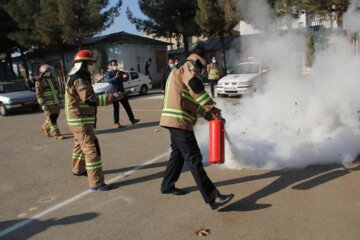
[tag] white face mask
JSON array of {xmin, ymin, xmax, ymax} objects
[
  {"xmin": 169, "ymin": 63, "xmax": 174, "ymax": 69},
  {"xmin": 87, "ymin": 64, "xmax": 95, "ymax": 73},
  {"xmin": 212, "ymin": 59, "xmax": 216, "ymax": 63}
]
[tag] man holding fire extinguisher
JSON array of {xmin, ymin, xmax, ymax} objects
[{"xmin": 160, "ymin": 41, "xmax": 234, "ymax": 210}]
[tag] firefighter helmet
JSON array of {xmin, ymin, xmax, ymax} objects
[
  {"xmin": 73, "ymin": 49, "xmax": 96, "ymax": 63},
  {"xmin": 38, "ymin": 64, "xmax": 53, "ymax": 76}
]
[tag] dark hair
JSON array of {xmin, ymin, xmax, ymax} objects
[
  {"xmin": 109, "ymin": 59, "xmax": 118, "ymax": 65},
  {"xmin": 189, "ymin": 41, "xmax": 206, "ymax": 58}
]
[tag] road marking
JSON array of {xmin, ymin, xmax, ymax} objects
[{"xmin": 0, "ymin": 151, "xmax": 169, "ymax": 238}]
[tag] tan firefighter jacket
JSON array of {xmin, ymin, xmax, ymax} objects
[
  {"xmin": 35, "ymin": 77, "xmax": 62, "ymax": 113},
  {"xmin": 160, "ymin": 54, "xmax": 216, "ymax": 131},
  {"xmin": 65, "ymin": 70, "xmax": 114, "ymax": 126}
]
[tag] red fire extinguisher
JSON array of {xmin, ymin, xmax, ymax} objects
[{"xmin": 209, "ymin": 115, "xmax": 225, "ymax": 164}]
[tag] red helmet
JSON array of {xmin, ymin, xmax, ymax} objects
[
  {"xmin": 73, "ymin": 49, "xmax": 96, "ymax": 63},
  {"xmin": 38, "ymin": 64, "xmax": 52, "ymax": 75}
]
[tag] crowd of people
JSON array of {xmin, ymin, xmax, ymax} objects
[{"xmin": 33, "ymin": 41, "xmax": 232, "ymax": 210}]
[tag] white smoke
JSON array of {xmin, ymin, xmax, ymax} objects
[
  {"xmin": 196, "ymin": 1, "xmax": 360, "ymax": 170},
  {"xmin": 344, "ymin": 0, "xmax": 360, "ymax": 34}
]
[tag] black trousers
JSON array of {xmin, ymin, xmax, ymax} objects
[
  {"xmin": 209, "ymin": 80, "xmax": 218, "ymax": 97},
  {"xmin": 113, "ymin": 96, "xmax": 135, "ymax": 124},
  {"xmin": 161, "ymin": 128, "xmax": 219, "ymax": 203}
]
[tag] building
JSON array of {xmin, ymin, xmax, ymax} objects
[{"xmin": 9, "ymin": 31, "xmax": 170, "ymax": 87}]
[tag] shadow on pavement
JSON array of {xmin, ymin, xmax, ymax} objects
[
  {"xmin": 219, "ymin": 163, "xmax": 360, "ymax": 212},
  {"xmin": 95, "ymin": 121, "xmax": 160, "ymax": 135},
  {"xmin": 0, "ymin": 212, "xmax": 99, "ymax": 240}
]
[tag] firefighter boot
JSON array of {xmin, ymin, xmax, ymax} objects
[
  {"xmin": 42, "ymin": 126, "xmax": 51, "ymax": 137},
  {"xmin": 54, "ymin": 129, "xmax": 64, "ymax": 140}
]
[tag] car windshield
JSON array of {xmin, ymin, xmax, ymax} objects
[
  {"xmin": 0, "ymin": 82, "xmax": 28, "ymax": 93},
  {"xmin": 231, "ymin": 63, "xmax": 260, "ymax": 74}
]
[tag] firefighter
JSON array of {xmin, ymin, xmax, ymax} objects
[
  {"xmin": 35, "ymin": 64, "xmax": 64, "ymax": 140},
  {"xmin": 207, "ymin": 56, "xmax": 220, "ymax": 98},
  {"xmin": 65, "ymin": 49, "xmax": 122, "ymax": 191},
  {"xmin": 160, "ymin": 42, "xmax": 234, "ymax": 210}
]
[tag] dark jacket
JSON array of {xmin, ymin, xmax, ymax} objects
[{"xmin": 106, "ymin": 70, "xmax": 125, "ymax": 93}]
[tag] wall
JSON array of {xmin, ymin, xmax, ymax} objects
[{"xmin": 106, "ymin": 43, "xmax": 167, "ymax": 87}]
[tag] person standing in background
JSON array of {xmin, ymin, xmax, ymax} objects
[
  {"xmin": 207, "ymin": 56, "xmax": 220, "ymax": 98},
  {"xmin": 107, "ymin": 59, "xmax": 140, "ymax": 128}
]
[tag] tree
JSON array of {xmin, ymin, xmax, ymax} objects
[
  {"xmin": 298, "ymin": 0, "xmax": 350, "ymax": 29},
  {"xmin": 95, "ymin": 43, "xmax": 108, "ymax": 77},
  {"xmin": 127, "ymin": 0, "xmax": 201, "ymax": 56},
  {"xmin": 305, "ymin": 31, "xmax": 315, "ymax": 67},
  {"xmin": 196, "ymin": 0, "xmax": 241, "ymax": 73},
  {"xmin": 2, "ymin": 0, "xmax": 122, "ymax": 78},
  {"xmin": 0, "ymin": 7, "xmax": 19, "ymax": 80}
]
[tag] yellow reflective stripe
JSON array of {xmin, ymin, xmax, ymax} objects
[
  {"xmin": 38, "ymin": 98, "xmax": 45, "ymax": 104},
  {"xmin": 161, "ymin": 113, "xmax": 193, "ymax": 123},
  {"xmin": 47, "ymin": 79, "xmax": 60, "ymax": 104},
  {"xmin": 50, "ymin": 125, "xmax": 58, "ymax": 130},
  {"xmin": 196, "ymin": 92, "xmax": 212, "ymax": 106},
  {"xmin": 163, "ymin": 108, "xmax": 195, "ymax": 121},
  {"xmin": 72, "ymin": 153, "xmax": 85, "ymax": 160},
  {"xmin": 79, "ymin": 103, "xmax": 91, "ymax": 108},
  {"xmin": 163, "ymin": 69, "xmax": 174, "ymax": 108},
  {"xmin": 181, "ymin": 90, "xmax": 197, "ymax": 104},
  {"xmin": 86, "ymin": 161, "xmax": 102, "ymax": 170},
  {"xmin": 197, "ymin": 105, "xmax": 207, "ymax": 117},
  {"xmin": 97, "ymin": 94, "xmax": 106, "ymax": 106}
]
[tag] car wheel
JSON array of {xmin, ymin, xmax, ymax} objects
[
  {"xmin": 140, "ymin": 85, "xmax": 148, "ymax": 95},
  {"xmin": 0, "ymin": 105, "xmax": 8, "ymax": 116}
]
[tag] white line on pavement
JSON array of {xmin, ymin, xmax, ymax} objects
[{"xmin": 0, "ymin": 151, "xmax": 169, "ymax": 238}]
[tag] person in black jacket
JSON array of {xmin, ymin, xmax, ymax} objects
[
  {"xmin": 106, "ymin": 60, "xmax": 140, "ymax": 128},
  {"xmin": 161, "ymin": 58, "xmax": 175, "ymax": 94}
]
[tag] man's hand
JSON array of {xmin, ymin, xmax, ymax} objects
[
  {"xmin": 115, "ymin": 71, "xmax": 122, "ymax": 78},
  {"xmin": 211, "ymin": 107, "xmax": 226, "ymax": 123},
  {"xmin": 41, "ymin": 105, "xmax": 48, "ymax": 111},
  {"xmin": 112, "ymin": 92, "xmax": 123, "ymax": 102}
]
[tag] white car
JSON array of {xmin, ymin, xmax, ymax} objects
[
  {"xmin": 216, "ymin": 62, "xmax": 267, "ymax": 97},
  {"xmin": 93, "ymin": 71, "xmax": 152, "ymax": 95},
  {"xmin": 0, "ymin": 82, "xmax": 38, "ymax": 116}
]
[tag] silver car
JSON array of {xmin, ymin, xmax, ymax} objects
[
  {"xmin": 216, "ymin": 62, "xmax": 267, "ymax": 97},
  {"xmin": 0, "ymin": 82, "xmax": 38, "ymax": 116}
]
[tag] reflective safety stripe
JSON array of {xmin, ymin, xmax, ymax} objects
[
  {"xmin": 79, "ymin": 102, "xmax": 91, "ymax": 108},
  {"xmin": 196, "ymin": 92, "xmax": 212, "ymax": 106},
  {"xmin": 67, "ymin": 117, "xmax": 96, "ymax": 126},
  {"xmin": 50, "ymin": 125, "xmax": 58, "ymax": 131},
  {"xmin": 86, "ymin": 161, "xmax": 102, "ymax": 170},
  {"xmin": 197, "ymin": 105, "xmax": 207, "ymax": 118},
  {"xmin": 162, "ymin": 108, "xmax": 195, "ymax": 123},
  {"xmin": 181, "ymin": 90, "xmax": 197, "ymax": 104},
  {"xmin": 45, "ymin": 100, "xmax": 55, "ymax": 105},
  {"xmin": 47, "ymin": 79, "xmax": 60, "ymax": 104},
  {"xmin": 97, "ymin": 94, "xmax": 106, "ymax": 106},
  {"xmin": 38, "ymin": 98, "xmax": 45, "ymax": 105},
  {"xmin": 72, "ymin": 153, "xmax": 85, "ymax": 160}
]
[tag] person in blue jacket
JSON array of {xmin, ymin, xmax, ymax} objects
[{"xmin": 107, "ymin": 59, "xmax": 140, "ymax": 128}]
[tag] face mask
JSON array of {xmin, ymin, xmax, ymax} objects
[
  {"xmin": 169, "ymin": 64, "xmax": 174, "ymax": 69},
  {"xmin": 212, "ymin": 60, "xmax": 216, "ymax": 63},
  {"xmin": 43, "ymin": 72, "xmax": 51, "ymax": 78},
  {"xmin": 112, "ymin": 65, "xmax": 117, "ymax": 70},
  {"xmin": 87, "ymin": 64, "xmax": 95, "ymax": 73}
]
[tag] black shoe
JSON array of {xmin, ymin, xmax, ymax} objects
[
  {"xmin": 131, "ymin": 118, "xmax": 140, "ymax": 125},
  {"xmin": 73, "ymin": 171, "xmax": 87, "ymax": 177},
  {"xmin": 90, "ymin": 183, "xmax": 112, "ymax": 191},
  {"xmin": 209, "ymin": 193, "xmax": 234, "ymax": 210},
  {"xmin": 161, "ymin": 187, "xmax": 188, "ymax": 195}
]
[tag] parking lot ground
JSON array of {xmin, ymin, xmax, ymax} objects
[{"xmin": 1, "ymin": 90, "xmax": 360, "ymax": 240}]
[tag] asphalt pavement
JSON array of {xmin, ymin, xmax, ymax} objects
[{"xmin": 0, "ymin": 89, "xmax": 360, "ymax": 240}]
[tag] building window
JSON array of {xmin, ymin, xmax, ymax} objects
[{"xmin": 155, "ymin": 50, "xmax": 166, "ymax": 73}]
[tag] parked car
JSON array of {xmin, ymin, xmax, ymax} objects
[
  {"xmin": 93, "ymin": 71, "xmax": 152, "ymax": 95},
  {"xmin": 0, "ymin": 82, "xmax": 39, "ymax": 116},
  {"xmin": 216, "ymin": 62, "xmax": 267, "ymax": 97}
]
